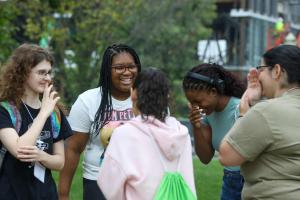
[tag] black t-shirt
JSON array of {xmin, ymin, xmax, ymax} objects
[{"xmin": 0, "ymin": 104, "xmax": 72, "ymax": 200}]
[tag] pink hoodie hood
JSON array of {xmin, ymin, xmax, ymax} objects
[
  {"xmin": 98, "ymin": 115, "xmax": 197, "ymax": 200},
  {"xmin": 128, "ymin": 115, "xmax": 189, "ymax": 161}
]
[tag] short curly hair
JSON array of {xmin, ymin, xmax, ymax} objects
[
  {"xmin": 0, "ymin": 43, "xmax": 54, "ymax": 107},
  {"xmin": 132, "ymin": 68, "xmax": 169, "ymax": 122}
]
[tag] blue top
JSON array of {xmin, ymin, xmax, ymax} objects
[{"xmin": 203, "ymin": 97, "xmax": 240, "ymax": 171}]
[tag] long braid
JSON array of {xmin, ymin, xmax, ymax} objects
[{"xmin": 92, "ymin": 44, "xmax": 141, "ymax": 136}]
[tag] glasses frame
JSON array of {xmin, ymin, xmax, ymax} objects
[
  {"xmin": 255, "ymin": 65, "xmax": 272, "ymax": 71},
  {"xmin": 33, "ymin": 69, "xmax": 54, "ymax": 79},
  {"xmin": 111, "ymin": 64, "xmax": 138, "ymax": 74}
]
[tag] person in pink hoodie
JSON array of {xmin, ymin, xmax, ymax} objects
[{"xmin": 97, "ymin": 68, "xmax": 196, "ymax": 200}]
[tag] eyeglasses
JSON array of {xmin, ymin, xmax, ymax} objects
[
  {"xmin": 255, "ymin": 65, "xmax": 272, "ymax": 72},
  {"xmin": 112, "ymin": 64, "xmax": 138, "ymax": 74},
  {"xmin": 34, "ymin": 69, "xmax": 54, "ymax": 79}
]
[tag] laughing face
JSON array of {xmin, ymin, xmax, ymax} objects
[
  {"xmin": 111, "ymin": 52, "xmax": 138, "ymax": 100},
  {"xmin": 184, "ymin": 89, "xmax": 218, "ymax": 116},
  {"xmin": 257, "ymin": 59, "xmax": 277, "ymax": 99}
]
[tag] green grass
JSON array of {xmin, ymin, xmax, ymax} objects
[
  {"xmin": 193, "ymin": 158, "xmax": 223, "ymax": 200},
  {"xmin": 53, "ymin": 158, "xmax": 223, "ymax": 200},
  {"xmin": 53, "ymin": 164, "xmax": 83, "ymax": 200}
]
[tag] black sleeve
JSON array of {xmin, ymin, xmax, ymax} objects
[
  {"xmin": 0, "ymin": 105, "xmax": 15, "ymax": 130},
  {"xmin": 53, "ymin": 109, "xmax": 73, "ymax": 143}
]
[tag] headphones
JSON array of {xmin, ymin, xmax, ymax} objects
[{"xmin": 187, "ymin": 72, "xmax": 224, "ymax": 87}]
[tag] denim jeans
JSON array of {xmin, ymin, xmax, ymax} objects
[{"xmin": 221, "ymin": 169, "xmax": 244, "ymax": 200}]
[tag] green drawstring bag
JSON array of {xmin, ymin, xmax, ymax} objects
[
  {"xmin": 154, "ymin": 172, "xmax": 197, "ymax": 200},
  {"xmin": 148, "ymin": 128, "xmax": 196, "ymax": 200}
]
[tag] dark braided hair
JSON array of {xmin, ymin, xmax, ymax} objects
[
  {"xmin": 132, "ymin": 68, "xmax": 169, "ymax": 122},
  {"xmin": 92, "ymin": 44, "xmax": 141, "ymax": 136},
  {"xmin": 182, "ymin": 63, "xmax": 246, "ymax": 98}
]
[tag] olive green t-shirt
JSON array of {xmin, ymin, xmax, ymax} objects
[{"xmin": 226, "ymin": 89, "xmax": 300, "ymax": 200}]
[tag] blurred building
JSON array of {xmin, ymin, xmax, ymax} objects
[{"xmin": 200, "ymin": 0, "xmax": 300, "ymax": 76}]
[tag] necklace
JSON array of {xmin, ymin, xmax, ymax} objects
[
  {"xmin": 21, "ymin": 101, "xmax": 36, "ymax": 168},
  {"xmin": 22, "ymin": 101, "xmax": 35, "ymax": 121}
]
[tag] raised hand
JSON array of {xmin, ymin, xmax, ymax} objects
[
  {"xmin": 40, "ymin": 83, "xmax": 60, "ymax": 118},
  {"xmin": 246, "ymin": 69, "xmax": 262, "ymax": 105},
  {"xmin": 240, "ymin": 68, "xmax": 262, "ymax": 115},
  {"xmin": 188, "ymin": 103, "xmax": 205, "ymax": 129}
]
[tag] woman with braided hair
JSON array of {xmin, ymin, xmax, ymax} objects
[
  {"xmin": 182, "ymin": 63, "xmax": 246, "ymax": 200},
  {"xmin": 59, "ymin": 44, "xmax": 141, "ymax": 200}
]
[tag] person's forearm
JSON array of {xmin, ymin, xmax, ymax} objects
[
  {"xmin": 38, "ymin": 140, "xmax": 65, "ymax": 170},
  {"xmin": 193, "ymin": 127, "xmax": 214, "ymax": 164},
  {"xmin": 39, "ymin": 151, "xmax": 64, "ymax": 170},
  {"xmin": 18, "ymin": 112, "xmax": 48, "ymax": 147},
  {"xmin": 4, "ymin": 113, "xmax": 49, "ymax": 158},
  {"xmin": 58, "ymin": 149, "xmax": 81, "ymax": 198},
  {"xmin": 58, "ymin": 133, "xmax": 89, "ymax": 199}
]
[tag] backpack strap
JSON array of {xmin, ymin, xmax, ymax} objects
[
  {"xmin": 175, "ymin": 140, "xmax": 187, "ymax": 171},
  {"xmin": 149, "ymin": 134, "xmax": 168, "ymax": 171},
  {"xmin": 50, "ymin": 107, "xmax": 61, "ymax": 139},
  {"xmin": 0, "ymin": 101, "xmax": 22, "ymax": 133},
  {"xmin": 0, "ymin": 101, "xmax": 22, "ymax": 171},
  {"xmin": 147, "ymin": 125, "xmax": 186, "ymax": 172}
]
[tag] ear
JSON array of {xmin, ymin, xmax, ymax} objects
[
  {"xmin": 131, "ymin": 88, "xmax": 137, "ymax": 101},
  {"xmin": 209, "ymin": 88, "xmax": 218, "ymax": 96},
  {"xmin": 272, "ymin": 64, "xmax": 283, "ymax": 81}
]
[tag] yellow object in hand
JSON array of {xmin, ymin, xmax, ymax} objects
[{"xmin": 100, "ymin": 127, "xmax": 114, "ymax": 148}]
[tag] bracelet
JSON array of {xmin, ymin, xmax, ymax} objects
[{"xmin": 238, "ymin": 115, "xmax": 243, "ymax": 118}]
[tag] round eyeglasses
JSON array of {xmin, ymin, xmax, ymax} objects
[
  {"xmin": 112, "ymin": 64, "xmax": 138, "ymax": 74},
  {"xmin": 34, "ymin": 69, "xmax": 54, "ymax": 79}
]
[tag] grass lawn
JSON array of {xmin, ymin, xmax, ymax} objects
[
  {"xmin": 53, "ymin": 164, "xmax": 83, "ymax": 200},
  {"xmin": 193, "ymin": 158, "xmax": 223, "ymax": 200},
  {"xmin": 54, "ymin": 158, "xmax": 223, "ymax": 200}
]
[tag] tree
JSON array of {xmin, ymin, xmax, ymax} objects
[
  {"xmin": 0, "ymin": 0, "xmax": 216, "ymax": 116},
  {"xmin": 0, "ymin": 1, "xmax": 19, "ymax": 63}
]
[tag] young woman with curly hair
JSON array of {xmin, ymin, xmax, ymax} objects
[{"xmin": 0, "ymin": 43, "xmax": 72, "ymax": 200}]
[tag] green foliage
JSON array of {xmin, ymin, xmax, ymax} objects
[
  {"xmin": 0, "ymin": 2, "xmax": 19, "ymax": 63},
  {"xmin": 0, "ymin": 0, "xmax": 216, "ymax": 115}
]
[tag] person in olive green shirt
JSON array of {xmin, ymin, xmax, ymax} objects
[{"xmin": 219, "ymin": 45, "xmax": 300, "ymax": 200}]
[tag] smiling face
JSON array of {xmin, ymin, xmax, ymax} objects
[
  {"xmin": 257, "ymin": 59, "xmax": 277, "ymax": 99},
  {"xmin": 111, "ymin": 52, "xmax": 138, "ymax": 100},
  {"xmin": 184, "ymin": 89, "xmax": 218, "ymax": 115},
  {"xmin": 25, "ymin": 60, "xmax": 52, "ymax": 95}
]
